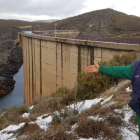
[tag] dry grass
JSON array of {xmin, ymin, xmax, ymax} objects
[
  {"xmin": 105, "ymin": 114, "xmax": 123, "ymax": 126},
  {"xmin": 0, "ymin": 79, "xmax": 134, "ymax": 139},
  {"xmin": 51, "ymin": 107, "xmax": 79, "ymax": 127},
  {"xmin": 44, "ymin": 127, "xmax": 77, "ymax": 140},
  {"xmin": 16, "ymin": 123, "xmax": 44, "ymax": 140},
  {"xmin": 75, "ymin": 118, "xmax": 122, "ymax": 139},
  {"xmin": 0, "ymin": 105, "xmax": 28, "ymax": 130},
  {"xmin": 129, "ymin": 113, "xmax": 137, "ymax": 126},
  {"xmin": 30, "ymin": 98, "xmax": 58, "ymax": 116}
]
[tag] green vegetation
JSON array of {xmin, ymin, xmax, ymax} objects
[{"xmin": 76, "ymin": 52, "xmax": 136, "ymax": 100}]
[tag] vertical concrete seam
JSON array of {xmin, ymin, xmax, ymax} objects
[
  {"xmin": 61, "ymin": 43, "xmax": 63, "ymax": 87},
  {"xmin": 28, "ymin": 37, "xmax": 30, "ymax": 105},
  {"xmin": 78, "ymin": 45, "xmax": 81, "ymax": 73},
  {"xmin": 31, "ymin": 38, "xmax": 34, "ymax": 100},
  {"xmin": 40, "ymin": 39, "xmax": 42, "ymax": 97},
  {"xmin": 26, "ymin": 37, "xmax": 28, "ymax": 104},
  {"xmin": 56, "ymin": 42, "xmax": 57, "ymax": 91},
  {"xmin": 101, "ymin": 48, "xmax": 103, "ymax": 61},
  {"xmin": 34, "ymin": 39, "xmax": 36, "ymax": 98},
  {"xmin": 90, "ymin": 46, "xmax": 94, "ymax": 65}
]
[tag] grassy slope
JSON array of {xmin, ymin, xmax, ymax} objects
[{"xmin": 0, "ymin": 80, "xmax": 138, "ymax": 140}]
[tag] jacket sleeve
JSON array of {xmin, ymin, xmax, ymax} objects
[{"xmin": 99, "ymin": 64, "xmax": 134, "ymax": 80}]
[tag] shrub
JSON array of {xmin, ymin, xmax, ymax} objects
[
  {"xmin": 53, "ymin": 87, "xmax": 77, "ymax": 106},
  {"xmin": 31, "ymin": 98, "xmax": 58, "ymax": 115},
  {"xmin": 44, "ymin": 127, "xmax": 76, "ymax": 140},
  {"xmin": 77, "ymin": 52, "xmax": 136, "ymax": 100},
  {"xmin": 16, "ymin": 123, "xmax": 44, "ymax": 140},
  {"xmin": 77, "ymin": 73, "xmax": 118, "ymax": 100},
  {"xmin": 0, "ymin": 105, "xmax": 28, "ymax": 130},
  {"xmin": 75, "ymin": 118, "xmax": 121, "ymax": 139},
  {"xmin": 105, "ymin": 114, "xmax": 123, "ymax": 126},
  {"xmin": 51, "ymin": 107, "xmax": 79, "ymax": 126}
]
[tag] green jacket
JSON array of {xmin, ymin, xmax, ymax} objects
[
  {"xmin": 99, "ymin": 64, "xmax": 134, "ymax": 80},
  {"xmin": 99, "ymin": 63, "xmax": 140, "ymax": 133}
]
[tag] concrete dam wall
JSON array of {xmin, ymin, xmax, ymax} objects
[{"xmin": 18, "ymin": 32, "xmax": 140, "ymax": 105}]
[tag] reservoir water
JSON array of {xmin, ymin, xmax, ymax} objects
[{"xmin": 0, "ymin": 65, "xmax": 24, "ymax": 111}]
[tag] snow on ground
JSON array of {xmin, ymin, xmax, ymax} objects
[
  {"xmin": 114, "ymin": 105, "xmax": 133, "ymax": 123},
  {"xmin": 101, "ymin": 95, "xmax": 113, "ymax": 105},
  {"xmin": 1, "ymin": 123, "xmax": 25, "ymax": 133},
  {"xmin": 0, "ymin": 91, "xmax": 139, "ymax": 140},
  {"xmin": 123, "ymin": 107, "xmax": 133, "ymax": 123},
  {"xmin": 121, "ymin": 127, "xmax": 139, "ymax": 140},
  {"xmin": 29, "ymin": 105, "xmax": 34, "ymax": 110},
  {"xmin": 21, "ymin": 112, "xmax": 30, "ymax": 118},
  {"xmin": 0, "ymin": 112, "xmax": 6, "ymax": 118},
  {"xmin": 0, "ymin": 133, "xmax": 15, "ymax": 140},
  {"xmin": 104, "ymin": 101, "xmax": 117, "ymax": 107},
  {"xmin": 88, "ymin": 116, "xmax": 104, "ymax": 121},
  {"xmin": 36, "ymin": 114, "xmax": 52, "ymax": 131},
  {"xmin": 78, "ymin": 138, "xmax": 96, "ymax": 140},
  {"xmin": 29, "ymin": 114, "xmax": 53, "ymax": 131},
  {"xmin": 114, "ymin": 105, "xmax": 139, "ymax": 139},
  {"xmin": 68, "ymin": 97, "xmax": 103, "ymax": 113},
  {"xmin": 0, "ymin": 123, "xmax": 25, "ymax": 140},
  {"xmin": 126, "ymin": 87, "xmax": 132, "ymax": 92}
]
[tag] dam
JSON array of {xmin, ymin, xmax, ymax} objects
[{"xmin": 18, "ymin": 31, "xmax": 140, "ymax": 105}]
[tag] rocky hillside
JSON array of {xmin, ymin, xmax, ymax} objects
[
  {"xmin": 0, "ymin": 41, "xmax": 23, "ymax": 96},
  {"xmin": 44, "ymin": 8, "xmax": 140, "ymax": 40},
  {"xmin": 0, "ymin": 20, "xmax": 48, "ymax": 96}
]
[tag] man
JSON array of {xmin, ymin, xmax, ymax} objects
[{"xmin": 86, "ymin": 60, "xmax": 140, "ymax": 138}]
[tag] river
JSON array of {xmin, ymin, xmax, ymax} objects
[{"xmin": 0, "ymin": 65, "xmax": 24, "ymax": 111}]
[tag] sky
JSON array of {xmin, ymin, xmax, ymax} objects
[{"xmin": 0, "ymin": 0, "xmax": 140, "ymax": 21}]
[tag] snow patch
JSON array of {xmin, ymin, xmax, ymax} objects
[
  {"xmin": 78, "ymin": 138, "xmax": 96, "ymax": 140},
  {"xmin": 0, "ymin": 112, "xmax": 6, "ymax": 118},
  {"xmin": 88, "ymin": 116, "xmax": 104, "ymax": 121},
  {"xmin": 104, "ymin": 101, "xmax": 117, "ymax": 107},
  {"xmin": 121, "ymin": 127, "xmax": 138, "ymax": 140},
  {"xmin": 0, "ymin": 123, "xmax": 25, "ymax": 140},
  {"xmin": 69, "ymin": 98, "xmax": 103, "ymax": 113},
  {"xmin": 71, "ymin": 123, "xmax": 78, "ymax": 130},
  {"xmin": 22, "ymin": 113, "xmax": 30, "ymax": 118},
  {"xmin": 1, "ymin": 123, "xmax": 25, "ymax": 133},
  {"xmin": 0, "ymin": 133, "xmax": 15, "ymax": 140},
  {"xmin": 101, "ymin": 95, "xmax": 113, "ymax": 105},
  {"xmin": 114, "ymin": 109, "xmax": 122, "ymax": 114},
  {"xmin": 35, "ymin": 114, "xmax": 53, "ymax": 131},
  {"xmin": 126, "ymin": 87, "xmax": 132, "ymax": 93},
  {"xmin": 29, "ymin": 105, "xmax": 34, "ymax": 110}
]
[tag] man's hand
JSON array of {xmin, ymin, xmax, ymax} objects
[{"xmin": 86, "ymin": 61, "xmax": 99, "ymax": 73}]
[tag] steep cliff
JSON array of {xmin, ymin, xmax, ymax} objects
[{"xmin": 0, "ymin": 40, "xmax": 23, "ymax": 96}]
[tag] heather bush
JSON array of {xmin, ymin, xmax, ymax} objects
[
  {"xmin": 76, "ymin": 52, "xmax": 136, "ymax": 100},
  {"xmin": 53, "ymin": 87, "xmax": 77, "ymax": 106}
]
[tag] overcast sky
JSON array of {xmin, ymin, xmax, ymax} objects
[{"xmin": 0, "ymin": 0, "xmax": 140, "ymax": 21}]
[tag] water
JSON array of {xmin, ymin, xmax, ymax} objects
[{"xmin": 0, "ymin": 65, "xmax": 24, "ymax": 111}]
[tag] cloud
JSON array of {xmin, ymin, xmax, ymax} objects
[
  {"xmin": 0, "ymin": 0, "xmax": 86, "ymax": 19},
  {"xmin": 82, "ymin": 0, "xmax": 140, "ymax": 17},
  {"xmin": 0, "ymin": 0, "xmax": 140, "ymax": 21}
]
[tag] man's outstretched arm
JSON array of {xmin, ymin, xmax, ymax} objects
[{"xmin": 86, "ymin": 61, "xmax": 134, "ymax": 80}]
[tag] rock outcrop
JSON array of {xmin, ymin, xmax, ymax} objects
[
  {"xmin": 0, "ymin": 40, "xmax": 23, "ymax": 96},
  {"xmin": 0, "ymin": 77, "xmax": 15, "ymax": 96}
]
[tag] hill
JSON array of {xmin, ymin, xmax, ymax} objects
[
  {"xmin": 35, "ymin": 19, "xmax": 58, "ymax": 23},
  {"xmin": 44, "ymin": 8, "xmax": 140, "ymax": 40}
]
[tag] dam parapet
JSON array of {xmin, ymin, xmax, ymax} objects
[{"xmin": 18, "ymin": 31, "xmax": 140, "ymax": 105}]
